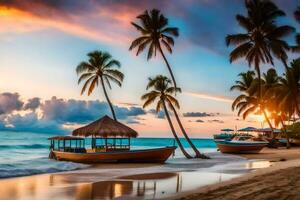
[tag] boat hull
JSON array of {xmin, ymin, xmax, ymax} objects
[
  {"xmin": 217, "ymin": 142, "xmax": 267, "ymax": 154},
  {"xmin": 51, "ymin": 146, "xmax": 176, "ymax": 164}
]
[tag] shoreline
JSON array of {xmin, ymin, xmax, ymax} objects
[
  {"xmin": 1, "ymin": 148, "xmax": 299, "ymax": 199},
  {"xmin": 170, "ymin": 147, "xmax": 300, "ymax": 200}
]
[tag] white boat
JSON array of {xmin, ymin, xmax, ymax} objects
[{"xmin": 216, "ymin": 136, "xmax": 268, "ymax": 154}]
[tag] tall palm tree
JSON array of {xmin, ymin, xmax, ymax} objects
[
  {"xmin": 226, "ymin": 0, "xmax": 294, "ymax": 98},
  {"xmin": 76, "ymin": 51, "xmax": 124, "ymax": 121},
  {"xmin": 141, "ymin": 75, "xmax": 192, "ymax": 159},
  {"xmin": 130, "ymin": 9, "xmax": 179, "ymax": 88}
]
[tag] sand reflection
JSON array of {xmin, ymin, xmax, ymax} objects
[{"xmin": 0, "ymin": 170, "xmax": 242, "ymax": 200}]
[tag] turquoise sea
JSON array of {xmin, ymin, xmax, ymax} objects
[{"xmin": 0, "ymin": 131, "xmax": 217, "ymax": 178}]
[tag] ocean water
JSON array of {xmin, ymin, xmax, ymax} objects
[{"xmin": 0, "ymin": 131, "xmax": 217, "ymax": 179}]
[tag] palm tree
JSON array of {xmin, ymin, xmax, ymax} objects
[
  {"xmin": 230, "ymin": 71, "xmax": 256, "ymax": 92},
  {"xmin": 276, "ymin": 59, "xmax": 300, "ymax": 117},
  {"xmin": 231, "ymin": 70, "xmax": 274, "ymax": 131},
  {"xmin": 76, "ymin": 51, "xmax": 124, "ymax": 121},
  {"xmin": 141, "ymin": 75, "xmax": 192, "ymax": 159},
  {"xmin": 130, "ymin": 9, "xmax": 179, "ymax": 88},
  {"xmin": 226, "ymin": 0, "xmax": 294, "ymax": 99}
]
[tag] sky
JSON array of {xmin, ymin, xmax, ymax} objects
[{"xmin": 0, "ymin": 0, "xmax": 299, "ymax": 138}]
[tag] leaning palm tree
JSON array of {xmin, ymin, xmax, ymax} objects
[
  {"xmin": 141, "ymin": 75, "xmax": 193, "ymax": 159},
  {"xmin": 226, "ymin": 0, "xmax": 294, "ymax": 98},
  {"xmin": 76, "ymin": 51, "xmax": 124, "ymax": 121},
  {"xmin": 130, "ymin": 9, "xmax": 179, "ymax": 88}
]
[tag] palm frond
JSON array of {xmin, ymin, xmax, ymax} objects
[
  {"xmin": 76, "ymin": 62, "xmax": 95, "ymax": 74},
  {"xmin": 226, "ymin": 33, "xmax": 250, "ymax": 46},
  {"xmin": 229, "ymin": 42, "xmax": 253, "ymax": 63},
  {"xmin": 166, "ymin": 87, "xmax": 181, "ymax": 94},
  {"xmin": 104, "ymin": 69, "xmax": 124, "ymax": 82},
  {"xmin": 104, "ymin": 59, "xmax": 121, "ymax": 69},
  {"xmin": 105, "ymin": 76, "xmax": 112, "ymax": 90},
  {"xmin": 156, "ymin": 99, "xmax": 163, "ymax": 113},
  {"xmin": 129, "ymin": 36, "xmax": 150, "ymax": 50},
  {"xmin": 78, "ymin": 72, "xmax": 93, "ymax": 84},
  {"xmin": 88, "ymin": 77, "xmax": 99, "ymax": 95},
  {"xmin": 104, "ymin": 74, "xmax": 122, "ymax": 87},
  {"xmin": 80, "ymin": 76, "xmax": 94, "ymax": 95},
  {"xmin": 131, "ymin": 22, "xmax": 148, "ymax": 34},
  {"xmin": 166, "ymin": 95, "xmax": 180, "ymax": 109},
  {"xmin": 161, "ymin": 27, "xmax": 179, "ymax": 37},
  {"xmin": 161, "ymin": 39, "xmax": 172, "ymax": 53}
]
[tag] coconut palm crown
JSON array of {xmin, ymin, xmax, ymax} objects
[
  {"xmin": 226, "ymin": 0, "xmax": 295, "ymax": 99},
  {"xmin": 130, "ymin": 9, "xmax": 179, "ymax": 88},
  {"xmin": 76, "ymin": 51, "xmax": 124, "ymax": 121}
]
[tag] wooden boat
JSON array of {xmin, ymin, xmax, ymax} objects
[
  {"xmin": 216, "ymin": 136, "xmax": 268, "ymax": 154},
  {"xmin": 48, "ymin": 116, "xmax": 176, "ymax": 164},
  {"xmin": 50, "ymin": 146, "xmax": 176, "ymax": 164}
]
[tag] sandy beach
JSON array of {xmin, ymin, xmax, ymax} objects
[
  {"xmin": 0, "ymin": 150, "xmax": 264, "ymax": 200},
  {"xmin": 172, "ymin": 147, "xmax": 300, "ymax": 200},
  {"xmin": 2, "ymin": 148, "xmax": 300, "ymax": 199}
]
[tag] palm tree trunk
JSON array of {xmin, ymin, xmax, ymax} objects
[
  {"xmin": 255, "ymin": 63, "xmax": 274, "ymax": 137},
  {"xmin": 169, "ymin": 103, "xmax": 209, "ymax": 159},
  {"xmin": 255, "ymin": 62, "xmax": 262, "ymax": 99},
  {"xmin": 100, "ymin": 76, "xmax": 117, "ymax": 121},
  {"xmin": 162, "ymin": 101, "xmax": 192, "ymax": 159},
  {"xmin": 262, "ymin": 108, "xmax": 274, "ymax": 138},
  {"xmin": 158, "ymin": 44, "xmax": 177, "ymax": 89},
  {"xmin": 280, "ymin": 116, "xmax": 290, "ymax": 149}
]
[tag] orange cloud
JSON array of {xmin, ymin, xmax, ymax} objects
[
  {"xmin": 184, "ymin": 91, "xmax": 233, "ymax": 103},
  {"xmin": 0, "ymin": 6, "xmax": 130, "ymax": 44}
]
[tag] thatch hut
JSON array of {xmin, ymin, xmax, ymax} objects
[{"xmin": 72, "ymin": 115, "xmax": 138, "ymax": 152}]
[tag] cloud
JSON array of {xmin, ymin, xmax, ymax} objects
[
  {"xmin": 0, "ymin": 93, "xmax": 147, "ymax": 133},
  {"xmin": 1, "ymin": 112, "xmax": 65, "ymax": 133},
  {"xmin": 208, "ymin": 119, "xmax": 224, "ymax": 123},
  {"xmin": 24, "ymin": 97, "xmax": 40, "ymax": 111},
  {"xmin": 0, "ymin": 0, "xmax": 297, "ymax": 54},
  {"xmin": 185, "ymin": 91, "xmax": 233, "ymax": 103},
  {"xmin": 40, "ymin": 96, "xmax": 145, "ymax": 124},
  {"xmin": 183, "ymin": 112, "xmax": 213, "ymax": 117},
  {"xmin": 148, "ymin": 109, "xmax": 167, "ymax": 119},
  {"xmin": 0, "ymin": 92, "xmax": 23, "ymax": 115}
]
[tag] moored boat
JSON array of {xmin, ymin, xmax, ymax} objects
[
  {"xmin": 49, "ymin": 115, "xmax": 176, "ymax": 163},
  {"xmin": 50, "ymin": 146, "xmax": 176, "ymax": 163},
  {"xmin": 213, "ymin": 128, "xmax": 235, "ymax": 142},
  {"xmin": 216, "ymin": 136, "xmax": 268, "ymax": 154}
]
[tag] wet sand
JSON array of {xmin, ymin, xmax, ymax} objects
[
  {"xmin": 1, "ymin": 148, "xmax": 298, "ymax": 200},
  {"xmin": 0, "ymin": 152, "xmax": 257, "ymax": 200},
  {"xmin": 172, "ymin": 147, "xmax": 300, "ymax": 200}
]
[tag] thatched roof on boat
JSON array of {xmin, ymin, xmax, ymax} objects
[
  {"xmin": 72, "ymin": 115, "xmax": 138, "ymax": 138},
  {"xmin": 48, "ymin": 136, "xmax": 84, "ymax": 140}
]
